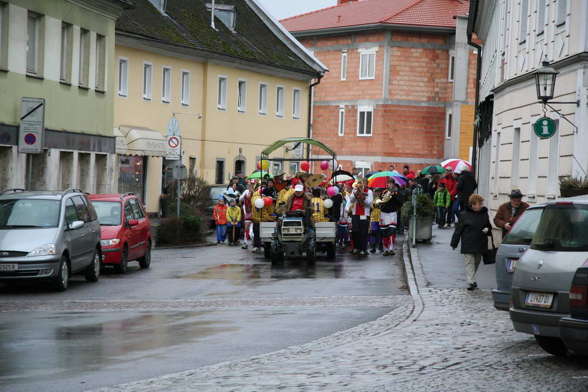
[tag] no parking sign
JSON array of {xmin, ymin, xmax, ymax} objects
[
  {"xmin": 166, "ymin": 135, "xmax": 181, "ymax": 160},
  {"xmin": 18, "ymin": 97, "xmax": 45, "ymax": 154}
]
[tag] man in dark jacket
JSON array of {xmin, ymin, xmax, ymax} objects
[
  {"xmin": 494, "ymin": 189, "xmax": 530, "ymax": 237},
  {"xmin": 457, "ymin": 170, "xmax": 477, "ymax": 212}
]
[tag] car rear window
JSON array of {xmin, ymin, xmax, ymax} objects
[
  {"xmin": 531, "ymin": 204, "xmax": 588, "ymax": 251},
  {"xmin": 502, "ymin": 208, "xmax": 543, "ymax": 245},
  {"xmin": 93, "ymin": 201, "xmax": 122, "ymax": 226}
]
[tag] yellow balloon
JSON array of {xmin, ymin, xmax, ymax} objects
[{"xmin": 260, "ymin": 160, "xmax": 270, "ymax": 171}]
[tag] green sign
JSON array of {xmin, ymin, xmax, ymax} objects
[{"xmin": 533, "ymin": 117, "xmax": 557, "ymax": 139}]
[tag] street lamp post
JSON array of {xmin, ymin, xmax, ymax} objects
[{"xmin": 535, "ymin": 61, "xmax": 558, "ymax": 103}]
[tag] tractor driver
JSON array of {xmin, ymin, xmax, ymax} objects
[{"xmin": 286, "ymin": 184, "xmax": 310, "ymax": 213}]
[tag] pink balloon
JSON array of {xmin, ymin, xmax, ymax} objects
[
  {"xmin": 320, "ymin": 161, "xmax": 329, "ymax": 170},
  {"xmin": 327, "ymin": 186, "xmax": 339, "ymax": 197}
]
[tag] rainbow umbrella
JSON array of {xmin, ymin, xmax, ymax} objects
[
  {"xmin": 368, "ymin": 176, "xmax": 407, "ymax": 189},
  {"xmin": 368, "ymin": 171, "xmax": 407, "ymax": 181}
]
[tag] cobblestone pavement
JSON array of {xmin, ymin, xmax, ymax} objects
[{"xmin": 95, "ymin": 244, "xmax": 588, "ymax": 392}]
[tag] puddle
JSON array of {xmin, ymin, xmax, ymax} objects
[{"xmin": 181, "ymin": 263, "xmax": 345, "ymax": 281}]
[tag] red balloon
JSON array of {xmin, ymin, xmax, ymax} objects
[
  {"xmin": 300, "ymin": 162, "xmax": 310, "ymax": 172},
  {"xmin": 264, "ymin": 197, "xmax": 273, "ymax": 207},
  {"xmin": 256, "ymin": 162, "xmax": 261, "ymax": 170},
  {"xmin": 320, "ymin": 161, "xmax": 329, "ymax": 170}
]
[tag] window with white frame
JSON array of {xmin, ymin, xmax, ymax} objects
[
  {"xmin": 512, "ymin": 127, "xmax": 521, "ymax": 188},
  {"xmin": 95, "ymin": 34, "xmax": 106, "ymax": 91},
  {"xmin": 258, "ymin": 83, "xmax": 267, "ymax": 114},
  {"xmin": 556, "ymin": 0, "xmax": 567, "ymax": 26},
  {"xmin": 276, "ymin": 86, "xmax": 284, "ymax": 117},
  {"xmin": 60, "ymin": 22, "xmax": 72, "ymax": 83},
  {"xmin": 118, "ymin": 58, "xmax": 128, "ymax": 96},
  {"xmin": 271, "ymin": 162, "xmax": 282, "ymax": 176},
  {"xmin": 357, "ymin": 106, "xmax": 373, "ymax": 136},
  {"xmin": 181, "ymin": 71, "xmax": 190, "ymax": 105},
  {"xmin": 537, "ymin": 0, "xmax": 546, "ymax": 35},
  {"xmin": 206, "ymin": 3, "xmax": 236, "ymax": 31},
  {"xmin": 359, "ymin": 48, "xmax": 376, "ymax": 80},
  {"xmin": 0, "ymin": 3, "xmax": 7, "ymax": 68},
  {"xmin": 292, "ymin": 89, "xmax": 301, "ymax": 119},
  {"xmin": 162, "ymin": 67, "xmax": 171, "ymax": 102},
  {"xmin": 448, "ymin": 52, "xmax": 455, "ymax": 81},
  {"xmin": 217, "ymin": 76, "xmax": 227, "ymax": 109},
  {"xmin": 445, "ymin": 110, "xmax": 453, "ymax": 139},
  {"xmin": 237, "ymin": 80, "xmax": 246, "ymax": 112},
  {"xmin": 26, "ymin": 11, "xmax": 43, "ymax": 75},
  {"xmin": 547, "ymin": 120, "xmax": 560, "ymax": 196},
  {"xmin": 340, "ymin": 51, "xmax": 348, "ymax": 80},
  {"xmin": 78, "ymin": 28, "xmax": 90, "ymax": 87},
  {"xmin": 338, "ymin": 106, "xmax": 345, "ymax": 136},
  {"xmin": 519, "ymin": 0, "xmax": 528, "ymax": 43},
  {"xmin": 143, "ymin": 63, "xmax": 152, "ymax": 99}
]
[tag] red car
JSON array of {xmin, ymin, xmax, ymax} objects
[{"xmin": 88, "ymin": 193, "xmax": 152, "ymax": 273}]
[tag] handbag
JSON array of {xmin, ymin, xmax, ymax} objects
[{"xmin": 483, "ymin": 232, "xmax": 497, "ymax": 265}]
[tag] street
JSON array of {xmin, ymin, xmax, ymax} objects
[{"xmin": 0, "ymin": 243, "xmax": 408, "ymax": 392}]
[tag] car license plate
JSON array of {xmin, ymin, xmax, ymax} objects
[
  {"xmin": 525, "ymin": 292, "xmax": 554, "ymax": 308},
  {"xmin": 0, "ymin": 264, "xmax": 18, "ymax": 272},
  {"xmin": 505, "ymin": 258, "xmax": 518, "ymax": 273}
]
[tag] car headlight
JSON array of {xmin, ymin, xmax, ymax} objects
[
  {"xmin": 28, "ymin": 244, "xmax": 57, "ymax": 257},
  {"xmin": 100, "ymin": 238, "xmax": 121, "ymax": 247}
]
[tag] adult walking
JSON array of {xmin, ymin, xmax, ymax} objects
[
  {"xmin": 494, "ymin": 189, "xmax": 530, "ymax": 238},
  {"xmin": 450, "ymin": 194, "xmax": 493, "ymax": 291},
  {"xmin": 349, "ymin": 179, "xmax": 374, "ymax": 256},
  {"xmin": 440, "ymin": 168, "xmax": 458, "ymax": 226},
  {"xmin": 376, "ymin": 182, "xmax": 403, "ymax": 256},
  {"xmin": 456, "ymin": 169, "xmax": 477, "ymax": 213}
]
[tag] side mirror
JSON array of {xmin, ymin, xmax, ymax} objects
[
  {"xmin": 128, "ymin": 219, "xmax": 139, "ymax": 227},
  {"xmin": 68, "ymin": 220, "xmax": 84, "ymax": 230}
]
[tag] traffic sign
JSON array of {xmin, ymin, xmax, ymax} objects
[
  {"xmin": 167, "ymin": 116, "xmax": 180, "ymax": 136},
  {"xmin": 533, "ymin": 117, "xmax": 557, "ymax": 139},
  {"xmin": 18, "ymin": 97, "xmax": 45, "ymax": 153},
  {"xmin": 166, "ymin": 135, "xmax": 181, "ymax": 160}
]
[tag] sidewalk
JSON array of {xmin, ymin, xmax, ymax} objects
[{"xmin": 416, "ymin": 225, "xmax": 496, "ymax": 290}]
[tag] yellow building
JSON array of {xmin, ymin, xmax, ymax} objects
[{"xmin": 113, "ymin": 0, "xmax": 326, "ymax": 214}]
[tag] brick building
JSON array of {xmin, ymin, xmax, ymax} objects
[{"xmin": 281, "ymin": 0, "xmax": 478, "ymax": 175}]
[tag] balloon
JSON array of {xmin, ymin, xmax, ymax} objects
[
  {"xmin": 260, "ymin": 160, "xmax": 270, "ymax": 171},
  {"xmin": 320, "ymin": 161, "xmax": 329, "ymax": 170},
  {"xmin": 254, "ymin": 198, "xmax": 265, "ymax": 209},
  {"xmin": 323, "ymin": 199, "xmax": 333, "ymax": 209},
  {"xmin": 327, "ymin": 186, "xmax": 339, "ymax": 197},
  {"xmin": 300, "ymin": 161, "xmax": 310, "ymax": 172},
  {"xmin": 256, "ymin": 162, "xmax": 261, "ymax": 170},
  {"xmin": 264, "ymin": 197, "xmax": 273, "ymax": 207}
]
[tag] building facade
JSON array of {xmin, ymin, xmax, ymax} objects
[
  {"xmin": 282, "ymin": 0, "xmax": 477, "ymax": 174},
  {"xmin": 0, "ymin": 0, "xmax": 130, "ymax": 192},
  {"xmin": 115, "ymin": 0, "xmax": 326, "ymax": 214},
  {"xmin": 469, "ymin": 0, "xmax": 588, "ymax": 215}
]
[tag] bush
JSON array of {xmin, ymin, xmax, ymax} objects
[
  {"xmin": 157, "ymin": 215, "xmax": 203, "ymax": 245},
  {"xmin": 161, "ymin": 176, "xmax": 211, "ymax": 218},
  {"xmin": 401, "ymin": 194, "xmax": 434, "ymax": 218},
  {"xmin": 560, "ymin": 177, "xmax": 588, "ymax": 198}
]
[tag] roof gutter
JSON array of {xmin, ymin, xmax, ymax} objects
[
  {"xmin": 290, "ymin": 23, "xmax": 456, "ymax": 38},
  {"xmin": 467, "ymin": 0, "xmax": 481, "ymax": 177}
]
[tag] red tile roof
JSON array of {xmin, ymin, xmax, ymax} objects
[{"xmin": 281, "ymin": 0, "xmax": 470, "ymax": 33}]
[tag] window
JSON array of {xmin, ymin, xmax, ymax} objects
[
  {"xmin": 357, "ymin": 106, "xmax": 373, "ymax": 136},
  {"xmin": 512, "ymin": 127, "xmax": 520, "ymax": 188},
  {"xmin": 215, "ymin": 159, "xmax": 225, "ymax": 184},
  {"xmin": 292, "ymin": 89, "xmax": 301, "ymax": 119},
  {"xmin": 78, "ymin": 28, "xmax": 90, "ymax": 87},
  {"xmin": 118, "ymin": 58, "xmax": 128, "ymax": 96},
  {"xmin": 189, "ymin": 157, "xmax": 196, "ymax": 176},
  {"xmin": 148, "ymin": 0, "xmax": 166, "ymax": 12},
  {"xmin": 218, "ymin": 76, "xmax": 227, "ymax": 109},
  {"xmin": 124, "ymin": 202, "xmax": 134, "ymax": 224},
  {"xmin": 359, "ymin": 49, "xmax": 376, "ymax": 80},
  {"xmin": 338, "ymin": 107, "xmax": 345, "ymax": 136},
  {"xmin": 532, "ymin": 205, "xmax": 588, "ymax": 251},
  {"xmin": 258, "ymin": 83, "xmax": 268, "ymax": 114},
  {"xmin": 95, "ymin": 34, "xmax": 106, "ymax": 91},
  {"xmin": 143, "ymin": 63, "xmax": 152, "ymax": 99},
  {"xmin": 162, "ymin": 67, "xmax": 171, "ymax": 102},
  {"xmin": 64, "ymin": 199, "xmax": 78, "ymax": 225},
  {"xmin": 502, "ymin": 208, "xmax": 543, "ymax": 245},
  {"xmin": 129, "ymin": 198, "xmax": 144, "ymax": 219},
  {"xmin": 446, "ymin": 110, "xmax": 453, "ymax": 139},
  {"xmin": 519, "ymin": 0, "xmax": 528, "ymax": 43},
  {"xmin": 557, "ymin": 0, "xmax": 567, "ymax": 26},
  {"xmin": 26, "ymin": 11, "xmax": 43, "ymax": 75},
  {"xmin": 181, "ymin": 71, "xmax": 190, "ymax": 105},
  {"xmin": 547, "ymin": 120, "xmax": 560, "ymax": 196},
  {"xmin": 340, "ymin": 51, "xmax": 348, "ymax": 80},
  {"xmin": 276, "ymin": 86, "xmax": 284, "ymax": 117},
  {"xmin": 60, "ymin": 22, "xmax": 72, "ymax": 82},
  {"xmin": 207, "ymin": 3, "xmax": 236, "ymax": 31},
  {"xmin": 528, "ymin": 127, "xmax": 538, "ymax": 196},
  {"xmin": 72, "ymin": 196, "xmax": 90, "ymax": 222},
  {"xmin": 493, "ymin": 132, "xmax": 501, "ymax": 194},
  {"xmin": 537, "ymin": 0, "xmax": 546, "ymax": 35},
  {"xmin": 0, "ymin": 3, "xmax": 7, "ymax": 68},
  {"xmin": 448, "ymin": 53, "xmax": 455, "ymax": 81},
  {"xmin": 271, "ymin": 162, "xmax": 282, "ymax": 176},
  {"xmin": 237, "ymin": 80, "xmax": 246, "ymax": 112}
]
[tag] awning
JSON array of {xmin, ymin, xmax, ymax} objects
[{"xmin": 115, "ymin": 126, "xmax": 166, "ymax": 157}]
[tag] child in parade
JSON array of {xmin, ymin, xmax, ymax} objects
[
  {"xmin": 212, "ymin": 198, "xmax": 228, "ymax": 244},
  {"xmin": 226, "ymin": 199, "xmax": 242, "ymax": 245},
  {"xmin": 434, "ymin": 182, "xmax": 451, "ymax": 229},
  {"xmin": 369, "ymin": 189, "xmax": 383, "ymax": 254}
]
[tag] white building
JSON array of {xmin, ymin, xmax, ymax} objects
[{"xmin": 468, "ymin": 0, "xmax": 588, "ymax": 214}]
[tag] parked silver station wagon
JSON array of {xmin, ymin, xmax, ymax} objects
[
  {"xmin": 510, "ymin": 195, "xmax": 588, "ymax": 356},
  {"xmin": 0, "ymin": 189, "xmax": 101, "ymax": 291}
]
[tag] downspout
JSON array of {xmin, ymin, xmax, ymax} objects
[{"xmin": 306, "ymin": 75, "xmax": 323, "ymax": 161}]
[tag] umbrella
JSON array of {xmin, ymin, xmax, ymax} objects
[
  {"xmin": 368, "ymin": 176, "xmax": 406, "ymax": 189},
  {"xmin": 368, "ymin": 171, "xmax": 407, "ymax": 181},
  {"xmin": 331, "ymin": 170, "xmax": 355, "ymax": 184},
  {"xmin": 441, "ymin": 159, "xmax": 472, "ymax": 174},
  {"xmin": 420, "ymin": 165, "xmax": 446, "ymax": 176},
  {"xmin": 247, "ymin": 171, "xmax": 270, "ymax": 180}
]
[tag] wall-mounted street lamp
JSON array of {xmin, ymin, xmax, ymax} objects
[{"xmin": 534, "ymin": 61, "xmax": 579, "ymax": 106}]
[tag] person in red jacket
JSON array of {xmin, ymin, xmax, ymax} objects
[
  {"xmin": 440, "ymin": 168, "xmax": 458, "ymax": 226},
  {"xmin": 212, "ymin": 198, "xmax": 228, "ymax": 244}
]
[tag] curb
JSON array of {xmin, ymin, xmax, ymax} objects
[
  {"xmin": 154, "ymin": 242, "xmax": 216, "ymax": 250},
  {"xmin": 396, "ymin": 240, "xmax": 425, "ymax": 327}
]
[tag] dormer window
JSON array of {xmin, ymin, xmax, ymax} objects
[
  {"xmin": 148, "ymin": 0, "xmax": 166, "ymax": 12},
  {"xmin": 206, "ymin": 3, "xmax": 236, "ymax": 31}
]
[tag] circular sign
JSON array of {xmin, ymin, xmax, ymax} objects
[
  {"xmin": 533, "ymin": 117, "xmax": 557, "ymax": 139},
  {"xmin": 24, "ymin": 133, "xmax": 37, "ymax": 145},
  {"xmin": 168, "ymin": 136, "xmax": 180, "ymax": 148}
]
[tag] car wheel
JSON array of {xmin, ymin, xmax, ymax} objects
[
  {"xmin": 139, "ymin": 242, "xmax": 151, "ymax": 269},
  {"xmin": 535, "ymin": 335, "xmax": 568, "ymax": 357},
  {"xmin": 116, "ymin": 246, "xmax": 129, "ymax": 274},
  {"xmin": 85, "ymin": 248, "xmax": 101, "ymax": 283},
  {"xmin": 53, "ymin": 256, "xmax": 70, "ymax": 292},
  {"xmin": 326, "ymin": 243, "xmax": 336, "ymax": 260}
]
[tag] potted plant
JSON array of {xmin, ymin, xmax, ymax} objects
[
  {"xmin": 401, "ymin": 193, "xmax": 434, "ymax": 242},
  {"xmin": 560, "ymin": 177, "xmax": 588, "ymax": 198}
]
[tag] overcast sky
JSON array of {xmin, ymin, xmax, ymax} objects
[{"xmin": 257, "ymin": 0, "xmax": 337, "ymax": 20}]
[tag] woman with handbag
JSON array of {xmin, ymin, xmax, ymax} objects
[{"xmin": 450, "ymin": 194, "xmax": 493, "ymax": 291}]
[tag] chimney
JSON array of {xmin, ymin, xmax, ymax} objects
[{"xmin": 338, "ymin": 0, "xmax": 358, "ymax": 4}]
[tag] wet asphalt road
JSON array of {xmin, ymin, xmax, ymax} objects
[{"xmin": 0, "ymin": 243, "xmax": 407, "ymax": 392}]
